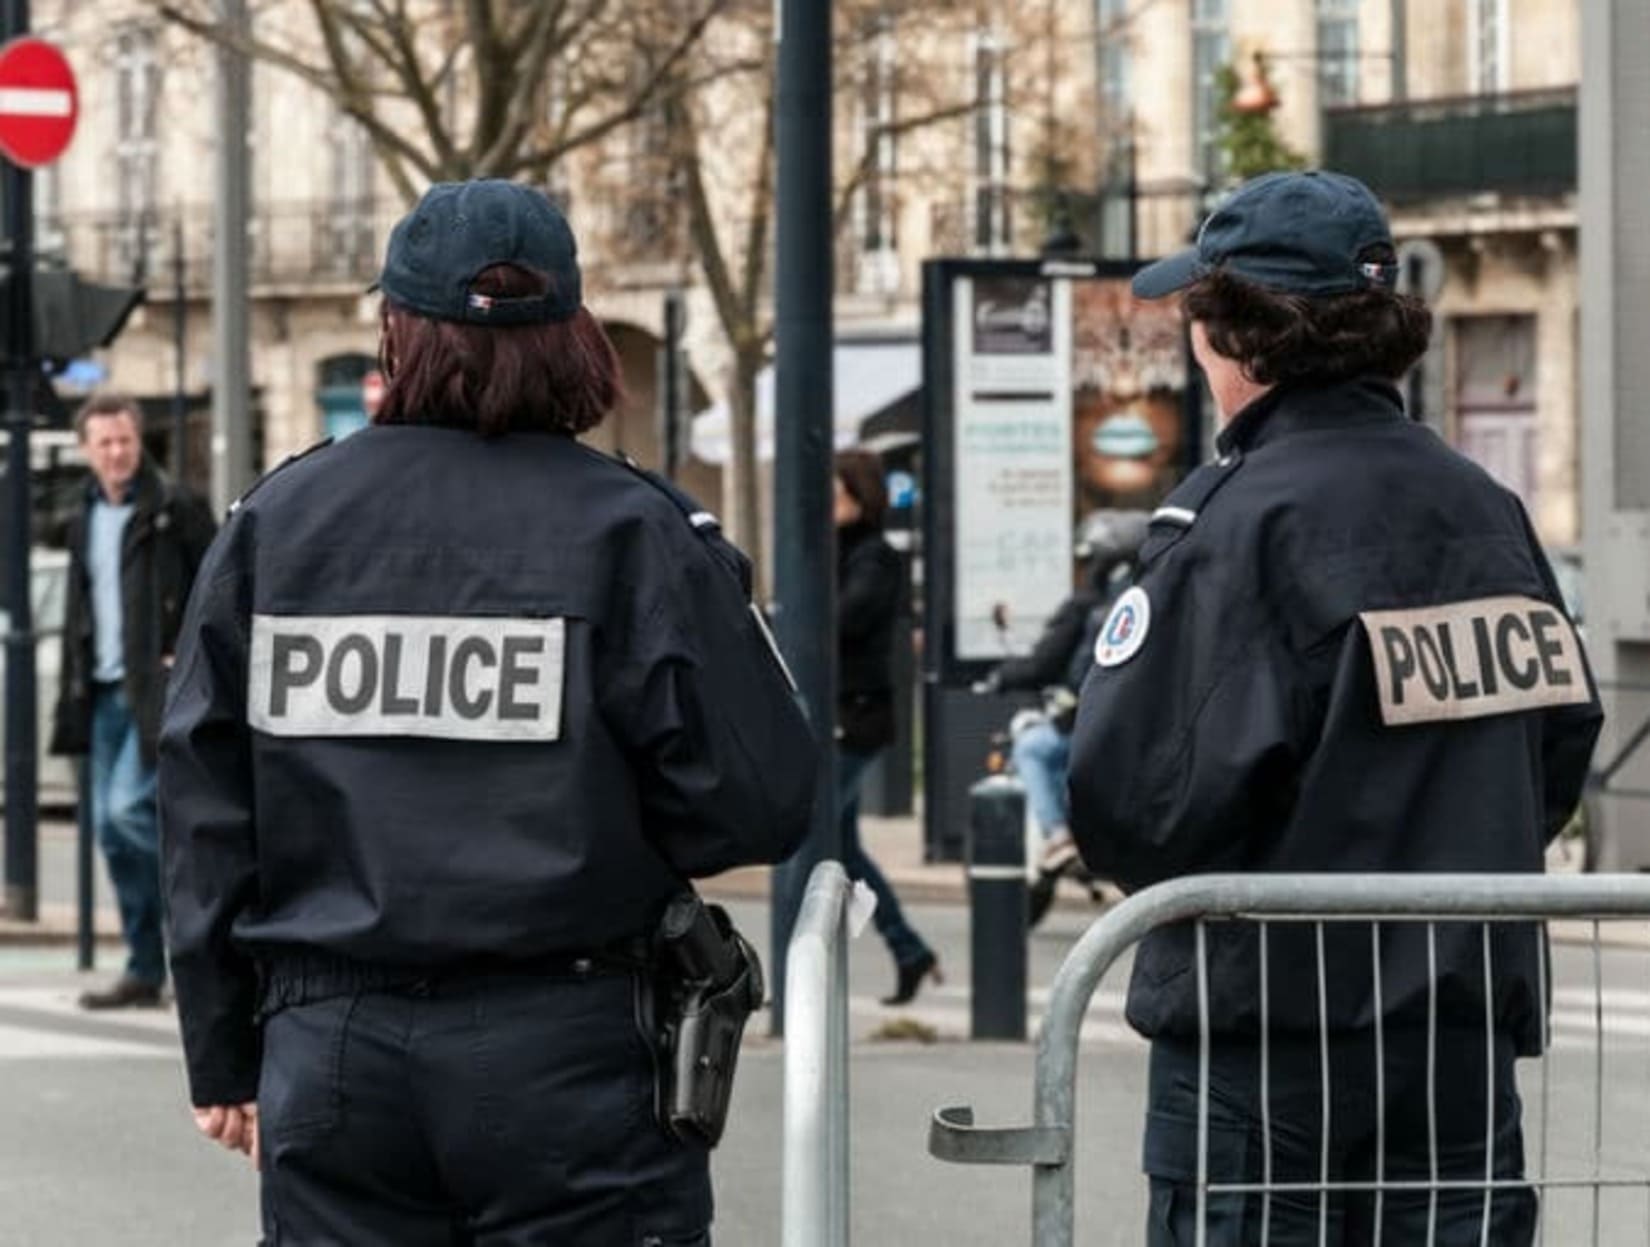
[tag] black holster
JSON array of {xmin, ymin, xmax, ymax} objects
[{"xmin": 652, "ymin": 894, "xmax": 764, "ymax": 1148}]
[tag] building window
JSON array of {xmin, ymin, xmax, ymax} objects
[
  {"xmin": 35, "ymin": 163, "xmax": 63, "ymax": 257},
  {"xmin": 1453, "ymin": 314, "xmax": 1537, "ymax": 506},
  {"xmin": 113, "ymin": 25, "xmax": 160, "ymax": 279},
  {"xmin": 972, "ymin": 30, "xmax": 1010, "ymax": 253},
  {"xmin": 1098, "ymin": 0, "xmax": 1133, "ymax": 258},
  {"xmin": 1191, "ymin": 0, "xmax": 1230, "ymax": 185},
  {"xmin": 1470, "ymin": 0, "xmax": 1508, "ymax": 94},
  {"xmin": 1098, "ymin": 0, "xmax": 1131, "ymax": 122},
  {"xmin": 1317, "ymin": 0, "xmax": 1360, "ymax": 107},
  {"xmin": 325, "ymin": 109, "xmax": 376, "ymax": 280},
  {"xmin": 857, "ymin": 20, "xmax": 897, "ymax": 255},
  {"xmin": 620, "ymin": 54, "xmax": 677, "ymax": 261}
]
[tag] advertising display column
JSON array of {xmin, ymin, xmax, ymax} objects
[{"xmin": 921, "ymin": 258, "xmax": 1191, "ymax": 861}]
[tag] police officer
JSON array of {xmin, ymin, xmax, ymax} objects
[
  {"xmin": 1068, "ymin": 172, "xmax": 1602, "ymax": 1245},
  {"xmin": 159, "ymin": 180, "xmax": 816, "ymax": 1246}
]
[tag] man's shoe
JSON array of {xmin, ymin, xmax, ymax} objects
[
  {"xmin": 1038, "ymin": 832, "xmax": 1080, "ymax": 877},
  {"xmin": 78, "ymin": 976, "xmax": 165, "ymax": 1010}
]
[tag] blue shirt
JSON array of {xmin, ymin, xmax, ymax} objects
[{"xmin": 87, "ymin": 489, "xmax": 133, "ymax": 683}]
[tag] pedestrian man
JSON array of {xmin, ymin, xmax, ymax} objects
[
  {"xmin": 160, "ymin": 179, "xmax": 816, "ymax": 1246},
  {"xmin": 51, "ymin": 392, "xmax": 216, "ymax": 1010},
  {"xmin": 1069, "ymin": 171, "xmax": 1602, "ymax": 1244}
]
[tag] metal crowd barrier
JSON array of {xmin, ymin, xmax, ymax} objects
[
  {"xmin": 929, "ymin": 873, "xmax": 1650, "ymax": 1246},
  {"xmin": 783, "ymin": 860, "xmax": 855, "ymax": 1247}
]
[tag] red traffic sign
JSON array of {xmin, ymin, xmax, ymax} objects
[{"xmin": 0, "ymin": 38, "xmax": 77, "ymax": 169}]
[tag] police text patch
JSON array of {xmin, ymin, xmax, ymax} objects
[
  {"xmin": 249, "ymin": 615, "xmax": 565, "ymax": 741},
  {"xmin": 1359, "ymin": 596, "xmax": 1589, "ymax": 727}
]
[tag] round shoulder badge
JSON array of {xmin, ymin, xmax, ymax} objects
[{"xmin": 1095, "ymin": 586, "xmax": 1151, "ymax": 668}]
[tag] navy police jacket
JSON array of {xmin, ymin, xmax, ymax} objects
[
  {"xmin": 1069, "ymin": 379, "xmax": 1602, "ymax": 1055},
  {"xmin": 159, "ymin": 426, "xmax": 817, "ymax": 1106}
]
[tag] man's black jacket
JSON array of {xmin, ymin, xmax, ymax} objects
[
  {"xmin": 159, "ymin": 428, "xmax": 817, "ymax": 1106},
  {"xmin": 1070, "ymin": 379, "xmax": 1602, "ymax": 1055},
  {"xmin": 992, "ymin": 589, "xmax": 1103, "ymax": 694},
  {"xmin": 51, "ymin": 459, "xmax": 217, "ymax": 766}
]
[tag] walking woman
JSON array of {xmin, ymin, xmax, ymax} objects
[{"xmin": 835, "ymin": 448, "xmax": 940, "ymax": 1006}]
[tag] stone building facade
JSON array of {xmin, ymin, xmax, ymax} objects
[{"xmin": 35, "ymin": 0, "xmax": 1580, "ymax": 544}]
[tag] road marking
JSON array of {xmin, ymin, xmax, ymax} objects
[{"xmin": 0, "ymin": 985, "xmax": 178, "ymax": 1060}]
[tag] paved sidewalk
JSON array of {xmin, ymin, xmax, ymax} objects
[{"xmin": 0, "ymin": 810, "xmax": 1629, "ymax": 948}]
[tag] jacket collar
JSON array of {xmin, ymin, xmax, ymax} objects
[
  {"xmin": 86, "ymin": 459, "xmax": 166, "ymax": 518},
  {"xmin": 1215, "ymin": 377, "xmax": 1409, "ymax": 457}
]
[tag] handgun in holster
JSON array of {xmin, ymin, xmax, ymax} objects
[{"xmin": 652, "ymin": 893, "xmax": 765, "ymax": 1148}]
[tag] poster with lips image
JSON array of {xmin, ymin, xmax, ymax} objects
[
  {"xmin": 949, "ymin": 272, "xmax": 1189, "ymax": 665},
  {"xmin": 1069, "ymin": 280, "xmax": 1187, "ymax": 511}
]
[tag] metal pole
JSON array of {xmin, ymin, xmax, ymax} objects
[
  {"xmin": 657, "ymin": 288, "xmax": 684, "ymax": 481},
  {"xmin": 171, "ymin": 214, "xmax": 186, "ymax": 480},
  {"xmin": 769, "ymin": 0, "xmax": 836, "ymax": 1036},
  {"xmin": 1581, "ymin": 0, "xmax": 1650, "ymax": 869},
  {"xmin": 1389, "ymin": 0, "xmax": 1407, "ymax": 101},
  {"xmin": 211, "ymin": 0, "xmax": 252, "ymax": 515},
  {"xmin": 968, "ymin": 772, "xmax": 1028, "ymax": 1040},
  {"xmin": 781, "ymin": 861, "xmax": 851, "ymax": 1247},
  {"xmin": 75, "ymin": 760, "xmax": 92, "ymax": 969},
  {"xmin": 2, "ymin": 0, "xmax": 38, "ymax": 922}
]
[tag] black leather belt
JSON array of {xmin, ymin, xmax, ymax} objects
[{"xmin": 255, "ymin": 941, "xmax": 651, "ymax": 1019}]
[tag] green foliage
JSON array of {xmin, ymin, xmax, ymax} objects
[{"xmin": 1215, "ymin": 63, "xmax": 1308, "ymax": 184}]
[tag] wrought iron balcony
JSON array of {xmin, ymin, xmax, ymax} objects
[
  {"xmin": 38, "ymin": 200, "xmax": 399, "ymax": 294},
  {"xmin": 1323, "ymin": 87, "xmax": 1577, "ymax": 203}
]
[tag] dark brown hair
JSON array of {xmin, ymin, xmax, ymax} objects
[
  {"xmin": 835, "ymin": 447, "xmax": 888, "ymax": 530},
  {"xmin": 75, "ymin": 391, "xmax": 143, "ymax": 440},
  {"xmin": 375, "ymin": 264, "xmax": 622, "ymax": 436},
  {"xmin": 1183, "ymin": 250, "xmax": 1433, "ymax": 388}
]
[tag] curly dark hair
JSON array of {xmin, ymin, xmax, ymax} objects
[{"xmin": 1183, "ymin": 251, "xmax": 1433, "ymax": 388}]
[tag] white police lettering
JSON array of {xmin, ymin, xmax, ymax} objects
[
  {"xmin": 249, "ymin": 615, "xmax": 565, "ymax": 741},
  {"xmin": 1095, "ymin": 586, "xmax": 1151, "ymax": 668},
  {"xmin": 1359, "ymin": 595, "xmax": 1590, "ymax": 727}
]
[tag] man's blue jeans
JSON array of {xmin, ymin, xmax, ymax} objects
[
  {"xmin": 91, "ymin": 684, "xmax": 165, "ymax": 986},
  {"xmin": 1011, "ymin": 719, "xmax": 1071, "ymax": 839},
  {"xmin": 838, "ymin": 747, "xmax": 931, "ymax": 969}
]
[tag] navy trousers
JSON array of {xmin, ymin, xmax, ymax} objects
[
  {"xmin": 257, "ymin": 967, "xmax": 711, "ymax": 1246},
  {"xmin": 1144, "ymin": 1029, "xmax": 1536, "ymax": 1246}
]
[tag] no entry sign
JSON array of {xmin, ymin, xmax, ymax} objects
[{"xmin": 0, "ymin": 38, "xmax": 77, "ymax": 169}]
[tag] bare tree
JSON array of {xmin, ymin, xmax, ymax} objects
[
  {"xmin": 674, "ymin": 2, "xmax": 996, "ymax": 586},
  {"xmin": 144, "ymin": 0, "xmax": 736, "ymax": 204}
]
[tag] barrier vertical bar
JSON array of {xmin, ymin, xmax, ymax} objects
[
  {"xmin": 1593, "ymin": 922, "xmax": 1604, "ymax": 1245},
  {"xmin": 1195, "ymin": 920, "xmax": 1210, "ymax": 1247},
  {"xmin": 1480, "ymin": 925, "xmax": 1496, "ymax": 1247},
  {"xmin": 1261, "ymin": 921, "xmax": 1274, "ymax": 1245},
  {"xmin": 1316, "ymin": 922, "xmax": 1331, "ymax": 1247},
  {"xmin": 1537, "ymin": 922, "xmax": 1551, "ymax": 1247},
  {"xmin": 783, "ymin": 862, "xmax": 852, "ymax": 1247},
  {"xmin": 1427, "ymin": 922, "xmax": 1440, "ymax": 1247},
  {"xmin": 1372, "ymin": 922, "xmax": 1386, "ymax": 1247}
]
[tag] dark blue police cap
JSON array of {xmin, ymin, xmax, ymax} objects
[
  {"xmin": 373, "ymin": 179, "xmax": 582, "ymax": 326},
  {"xmin": 1132, "ymin": 170, "xmax": 1397, "ymax": 300}
]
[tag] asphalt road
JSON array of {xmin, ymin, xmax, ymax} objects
[{"xmin": 5, "ymin": 893, "xmax": 1650, "ymax": 1244}]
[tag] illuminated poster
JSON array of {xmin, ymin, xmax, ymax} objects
[
  {"xmin": 952, "ymin": 276, "xmax": 1074, "ymax": 661},
  {"xmin": 1069, "ymin": 281, "xmax": 1188, "ymax": 512}
]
